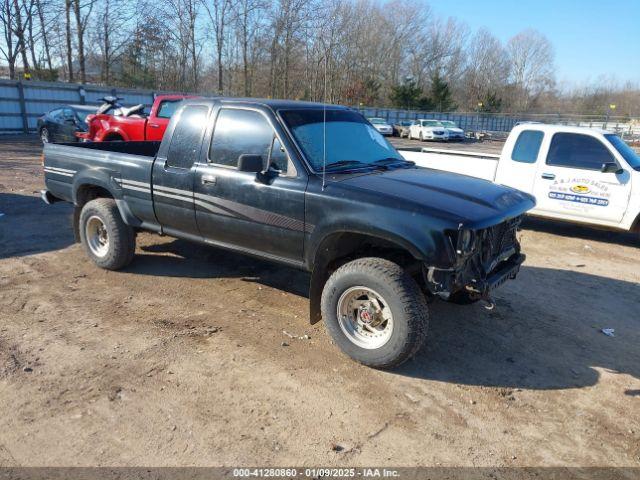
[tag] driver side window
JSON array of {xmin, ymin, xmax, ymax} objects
[{"xmin": 547, "ymin": 133, "xmax": 615, "ymax": 170}]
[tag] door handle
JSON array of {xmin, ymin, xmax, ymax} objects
[
  {"xmin": 149, "ymin": 123, "xmax": 160, "ymax": 128},
  {"xmin": 541, "ymin": 173, "xmax": 555, "ymax": 180},
  {"xmin": 201, "ymin": 175, "xmax": 217, "ymax": 185}
]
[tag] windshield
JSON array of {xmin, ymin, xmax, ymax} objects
[
  {"xmin": 368, "ymin": 118, "xmax": 386, "ymax": 125},
  {"xmin": 441, "ymin": 121, "xmax": 457, "ymax": 128},
  {"xmin": 421, "ymin": 120, "xmax": 442, "ymax": 127},
  {"xmin": 280, "ymin": 109, "xmax": 404, "ymax": 171},
  {"xmin": 605, "ymin": 134, "xmax": 640, "ymax": 170}
]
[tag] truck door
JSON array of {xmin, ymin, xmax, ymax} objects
[
  {"xmin": 494, "ymin": 129, "xmax": 544, "ymax": 194},
  {"xmin": 532, "ymin": 132, "xmax": 631, "ymax": 223},
  {"xmin": 193, "ymin": 106, "xmax": 307, "ymax": 263},
  {"xmin": 151, "ymin": 104, "xmax": 210, "ymax": 235},
  {"xmin": 147, "ymin": 99, "xmax": 182, "ymax": 141}
]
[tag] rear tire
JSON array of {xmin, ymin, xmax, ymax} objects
[
  {"xmin": 321, "ymin": 257, "xmax": 428, "ymax": 369},
  {"xmin": 79, "ymin": 198, "xmax": 135, "ymax": 270}
]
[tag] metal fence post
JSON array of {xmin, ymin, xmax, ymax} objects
[
  {"xmin": 16, "ymin": 81, "xmax": 29, "ymax": 134},
  {"xmin": 78, "ymin": 85, "xmax": 86, "ymax": 105}
]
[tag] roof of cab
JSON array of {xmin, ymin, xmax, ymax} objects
[
  {"xmin": 512, "ymin": 122, "xmax": 611, "ymax": 135},
  {"xmin": 182, "ymin": 96, "xmax": 351, "ymax": 111}
]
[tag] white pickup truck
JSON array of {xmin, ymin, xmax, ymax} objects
[{"xmin": 399, "ymin": 124, "xmax": 640, "ymax": 234}]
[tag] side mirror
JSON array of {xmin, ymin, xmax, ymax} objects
[
  {"xmin": 601, "ymin": 162, "xmax": 623, "ymax": 174},
  {"xmin": 238, "ymin": 154, "xmax": 264, "ymax": 173}
]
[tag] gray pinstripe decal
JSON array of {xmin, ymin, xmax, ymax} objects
[{"xmin": 116, "ymin": 178, "xmax": 314, "ymax": 233}]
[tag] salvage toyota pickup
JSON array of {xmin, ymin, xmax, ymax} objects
[{"xmin": 41, "ymin": 98, "xmax": 535, "ymax": 368}]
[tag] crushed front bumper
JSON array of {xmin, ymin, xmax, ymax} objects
[
  {"xmin": 477, "ymin": 253, "xmax": 525, "ymax": 295},
  {"xmin": 425, "ymin": 216, "xmax": 525, "ymax": 300}
]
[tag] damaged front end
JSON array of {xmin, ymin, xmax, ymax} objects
[{"xmin": 424, "ymin": 215, "xmax": 525, "ymax": 301}]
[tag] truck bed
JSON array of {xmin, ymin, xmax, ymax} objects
[
  {"xmin": 56, "ymin": 140, "xmax": 161, "ymax": 157},
  {"xmin": 399, "ymin": 147, "xmax": 500, "ymax": 182},
  {"xmin": 43, "ymin": 141, "xmax": 160, "ymax": 227}
]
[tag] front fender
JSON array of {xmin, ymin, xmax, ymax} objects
[
  {"xmin": 305, "ymin": 221, "xmax": 452, "ymax": 325},
  {"xmin": 305, "ymin": 219, "xmax": 451, "ymax": 270}
]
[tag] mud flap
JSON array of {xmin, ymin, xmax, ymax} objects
[
  {"xmin": 309, "ymin": 264, "xmax": 328, "ymax": 324},
  {"xmin": 72, "ymin": 206, "xmax": 81, "ymax": 243}
]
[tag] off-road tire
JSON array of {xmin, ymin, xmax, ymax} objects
[
  {"xmin": 321, "ymin": 257, "xmax": 428, "ymax": 368},
  {"xmin": 79, "ymin": 198, "xmax": 135, "ymax": 270},
  {"xmin": 447, "ymin": 290, "xmax": 480, "ymax": 305}
]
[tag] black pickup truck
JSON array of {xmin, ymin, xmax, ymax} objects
[{"xmin": 41, "ymin": 98, "xmax": 535, "ymax": 368}]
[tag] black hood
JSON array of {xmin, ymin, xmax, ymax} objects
[{"xmin": 335, "ymin": 167, "xmax": 536, "ymax": 229}]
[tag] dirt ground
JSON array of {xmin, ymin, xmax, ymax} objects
[{"xmin": 0, "ymin": 135, "xmax": 639, "ymax": 468}]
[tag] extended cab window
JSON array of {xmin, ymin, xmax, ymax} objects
[
  {"xmin": 157, "ymin": 100, "xmax": 181, "ymax": 119},
  {"xmin": 512, "ymin": 130, "xmax": 543, "ymax": 163},
  {"xmin": 547, "ymin": 133, "xmax": 614, "ymax": 170},
  {"xmin": 209, "ymin": 109, "xmax": 273, "ymax": 168},
  {"xmin": 166, "ymin": 105, "xmax": 208, "ymax": 169}
]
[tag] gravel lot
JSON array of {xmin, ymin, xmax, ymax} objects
[{"xmin": 0, "ymin": 135, "xmax": 639, "ymax": 467}]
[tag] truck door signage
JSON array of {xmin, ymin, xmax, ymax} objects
[{"xmin": 548, "ymin": 177, "xmax": 611, "ymax": 208}]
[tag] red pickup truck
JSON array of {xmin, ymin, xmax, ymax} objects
[{"xmin": 77, "ymin": 95, "xmax": 193, "ymax": 142}]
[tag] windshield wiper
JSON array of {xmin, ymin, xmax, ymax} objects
[
  {"xmin": 324, "ymin": 160, "xmax": 387, "ymax": 172},
  {"xmin": 325, "ymin": 160, "xmax": 367, "ymax": 169},
  {"xmin": 374, "ymin": 157, "xmax": 415, "ymax": 167}
]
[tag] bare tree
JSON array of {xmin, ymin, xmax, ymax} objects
[
  {"xmin": 35, "ymin": 0, "xmax": 53, "ymax": 71},
  {"xmin": 73, "ymin": 0, "xmax": 96, "ymax": 83},
  {"xmin": 203, "ymin": 0, "xmax": 232, "ymax": 93},
  {"xmin": 507, "ymin": 28, "xmax": 555, "ymax": 111},
  {"xmin": 0, "ymin": 0, "xmax": 18, "ymax": 77},
  {"xmin": 461, "ymin": 28, "xmax": 509, "ymax": 109}
]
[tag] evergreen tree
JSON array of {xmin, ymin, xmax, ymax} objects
[
  {"xmin": 389, "ymin": 80, "xmax": 423, "ymax": 109},
  {"xmin": 430, "ymin": 73, "xmax": 457, "ymax": 112}
]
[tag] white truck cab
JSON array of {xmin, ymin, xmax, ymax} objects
[{"xmin": 400, "ymin": 124, "xmax": 640, "ymax": 233}]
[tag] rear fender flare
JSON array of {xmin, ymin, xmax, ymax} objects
[
  {"xmin": 73, "ymin": 172, "xmax": 142, "ymax": 228},
  {"xmin": 97, "ymin": 127, "xmax": 129, "ymax": 142}
]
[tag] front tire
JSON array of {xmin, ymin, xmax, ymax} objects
[
  {"xmin": 79, "ymin": 198, "xmax": 135, "ymax": 270},
  {"xmin": 321, "ymin": 258, "xmax": 428, "ymax": 368},
  {"xmin": 40, "ymin": 127, "xmax": 50, "ymax": 144}
]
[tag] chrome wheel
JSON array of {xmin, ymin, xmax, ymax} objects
[
  {"xmin": 337, "ymin": 286, "xmax": 394, "ymax": 349},
  {"xmin": 85, "ymin": 215, "xmax": 109, "ymax": 258},
  {"xmin": 40, "ymin": 128, "xmax": 49, "ymax": 144}
]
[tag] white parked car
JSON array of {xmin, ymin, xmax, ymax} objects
[
  {"xmin": 439, "ymin": 120, "xmax": 465, "ymax": 141},
  {"xmin": 408, "ymin": 119, "xmax": 449, "ymax": 141},
  {"xmin": 399, "ymin": 124, "xmax": 640, "ymax": 233},
  {"xmin": 367, "ymin": 117, "xmax": 393, "ymax": 136}
]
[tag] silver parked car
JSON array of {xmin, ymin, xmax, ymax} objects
[
  {"xmin": 439, "ymin": 120, "xmax": 465, "ymax": 141},
  {"xmin": 367, "ymin": 117, "xmax": 393, "ymax": 136}
]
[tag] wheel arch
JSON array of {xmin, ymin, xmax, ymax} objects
[
  {"xmin": 307, "ymin": 230, "xmax": 426, "ymax": 324},
  {"xmin": 97, "ymin": 128, "xmax": 128, "ymax": 142},
  {"xmin": 72, "ymin": 180, "xmax": 141, "ymax": 241}
]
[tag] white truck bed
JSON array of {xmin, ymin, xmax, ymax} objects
[{"xmin": 399, "ymin": 148, "xmax": 500, "ymax": 182}]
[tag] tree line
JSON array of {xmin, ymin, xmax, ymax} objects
[{"xmin": 1, "ymin": 0, "xmax": 638, "ymax": 116}]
